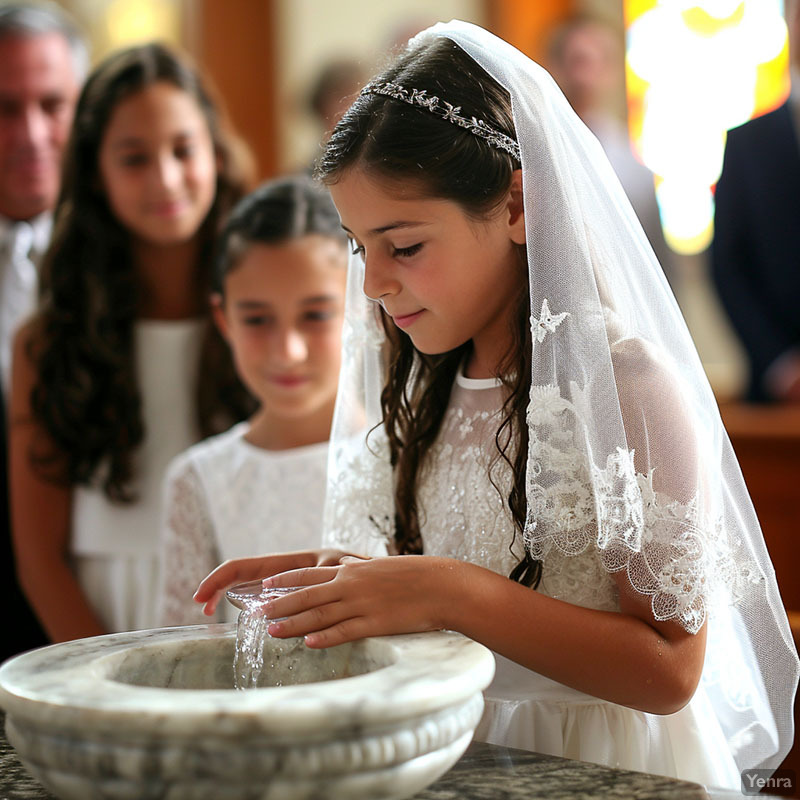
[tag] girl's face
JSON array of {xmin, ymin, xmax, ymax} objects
[
  {"xmin": 214, "ymin": 235, "xmax": 348, "ymax": 421},
  {"xmin": 98, "ymin": 81, "xmax": 217, "ymax": 247},
  {"xmin": 329, "ymin": 167, "xmax": 526, "ymax": 377}
]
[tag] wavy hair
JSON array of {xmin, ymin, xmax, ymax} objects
[
  {"xmin": 27, "ymin": 42, "xmax": 255, "ymax": 502},
  {"xmin": 317, "ymin": 38, "xmax": 541, "ymax": 587}
]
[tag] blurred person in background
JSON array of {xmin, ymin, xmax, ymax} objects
[
  {"xmin": 0, "ymin": 1, "xmax": 87, "ymax": 662},
  {"xmin": 9, "ymin": 42, "xmax": 254, "ymax": 644},
  {"xmin": 711, "ymin": 0, "xmax": 800, "ymax": 403},
  {"xmin": 157, "ymin": 175, "xmax": 348, "ymax": 627},
  {"xmin": 308, "ymin": 57, "xmax": 365, "ymax": 145},
  {"xmin": 548, "ymin": 15, "xmax": 676, "ymax": 291}
]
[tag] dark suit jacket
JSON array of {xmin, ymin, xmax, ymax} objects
[{"xmin": 711, "ymin": 102, "xmax": 800, "ymax": 402}]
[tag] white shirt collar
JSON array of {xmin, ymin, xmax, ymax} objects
[{"xmin": 0, "ymin": 211, "xmax": 53, "ymax": 258}]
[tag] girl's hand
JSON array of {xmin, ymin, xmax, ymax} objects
[
  {"xmin": 261, "ymin": 555, "xmax": 470, "ymax": 648},
  {"xmin": 193, "ymin": 549, "xmax": 349, "ymax": 616}
]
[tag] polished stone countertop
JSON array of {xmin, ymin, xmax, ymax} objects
[{"xmin": 1, "ymin": 710, "xmax": 765, "ymax": 800}]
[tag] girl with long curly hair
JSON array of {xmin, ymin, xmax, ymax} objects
[{"xmin": 9, "ymin": 42, "xmax": 254, "ymax": 641}]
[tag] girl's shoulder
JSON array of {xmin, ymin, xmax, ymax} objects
[
  {"xmin": 12, "ymin": 316, "xmax": 46, "ymax": 364},
  {"xmin": 166, "ymin": 423, "xmax": 330, "ymax": 488},
  {"xmin": 10, "ymin": 318, "xmax": 47, "ymax": 419},
  {"xmin": 609, "ymin": 336, "xmax": 684, "ymax": 405},
  {"xmin": 608, "ymin": 336, "xmax": 698, "ymax": 468},
  {"xmin": 609, "ymin": 335, "xmax": 662, "ymax": 373}
]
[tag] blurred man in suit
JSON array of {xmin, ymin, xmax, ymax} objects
[
  {"xmin": 548, "ymin": 16, "xmax": 677, "ymax": 292},
  {"xmin": 711, "ymin": 0, "xmax": 800, "ymax": 403},
  {"xmin": 0, "ymin": 2, "xmax": 87, "ymax": 660}
]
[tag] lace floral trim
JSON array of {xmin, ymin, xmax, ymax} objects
[{"xmin": 523, "ymin": 384, "xmax": 761, "ymax": 634}]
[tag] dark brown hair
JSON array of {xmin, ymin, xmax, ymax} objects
[
  {"xmin": 27, "ymin": 42, "xmax": 255, "ymax": 502},
  {"xmin": 317, "ymin": 37, "xmax": 541, "ymax": 587},
  {"xmin": 214, "ymin": 174, "xmax": 347, "ymax": 294}
]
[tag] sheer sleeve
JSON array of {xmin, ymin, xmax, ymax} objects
[
  {"xmin": 157, "ymin": 456, "xmax": 220, "ymax": 626},
  {"xmin": 607, "ymin": 338, "xmax": 735, "ymax": 633},
  {"xmin": 524, "ymin": 337, "xmax": 759, "ymax": 636}
]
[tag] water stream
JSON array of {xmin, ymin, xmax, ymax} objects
[
  {"xmin": 227, "ymin": 583, "xmax": 298, "ymax": 689},
  {"xmin": 234, "ymin": 605, "xmax": 270, "ymax": 689}
]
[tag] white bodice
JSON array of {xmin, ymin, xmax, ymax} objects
[
  {"xmin": 326, "ymin": 370, "xmax": 620, "ymax": 613},
  {"xmin": 418, "ymin": 372, "xmax": 619, "ymax": 614},
  {"xmin": 71, "ymin": 318, "xmax": 205, "ymax": 556},
  {"xmin": 158, "ymin": 422, "xmax": 328, "ymax": 625},
  {"xmin": 326, "ymin": 371, "xmax": 619, "ymax": 614}
]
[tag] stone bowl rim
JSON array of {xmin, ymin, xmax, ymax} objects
[{"xmin": 0, "ymin": 624, "xmax": 496, "ymax": 737}]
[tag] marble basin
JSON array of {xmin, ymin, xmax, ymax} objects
[{"xmin": 0, "ymin": 624, "xmax": 495, "ymax": 799}]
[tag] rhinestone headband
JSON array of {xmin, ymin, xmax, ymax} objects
[{"xmin": 361, "ymin": 81, "xmax": 521, "ymax": 163}]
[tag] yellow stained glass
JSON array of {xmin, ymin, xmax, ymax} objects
[{"xmin": 624, "ymin": 0, "xmax": 789, "ymax": 254}]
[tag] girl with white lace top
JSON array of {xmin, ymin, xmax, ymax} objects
[
  {"xmin": 193, "ymin": 21, "xmax": 798, "ymax": 788},
  {"xmin": 157, "ymin": 175, "xmax": 348, "ymax": 626}
]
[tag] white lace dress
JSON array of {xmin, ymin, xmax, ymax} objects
[
  {"xmin": 157, "ymin": 422, "xmax": 328, "ymax": 626},
  {"xmin": 326, "ymin": 370, "xmax": 742, "ymax": 790}
]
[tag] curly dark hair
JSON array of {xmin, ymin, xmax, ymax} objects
[
  {"xmin": 27, "ymin": 42, "xmax": 256, "ymax": 502},
  {"xmin": 317, "ymin": 37, "xmax": 541, "ymax": 588}
]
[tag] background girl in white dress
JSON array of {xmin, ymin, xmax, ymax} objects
[
  {"xmin": 158, "ymin": 175, "xmax": 348, "ymax": 626},
  {"xmin": 194, "ymin": 21, "xmax": 799, "ymax": 789},
  {"xmin": 9, "ymin": 43, "xmax": 253, "ymax": 640}
]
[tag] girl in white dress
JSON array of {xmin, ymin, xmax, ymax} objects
[
  {"xmin": 194, "ymin": 21, "xmax": 799, "ymax": 789},
  {"xmin": 9, "ymin": 43, "xmax": 253, "ymax": 640},
  {"xmin": 157, "ymin": 176, "xmax": 348, "ymax": 626}
]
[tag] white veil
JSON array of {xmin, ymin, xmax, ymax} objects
[{"xmin": 323, "ymin": 19, "xmax": 799, "ymax": 772}]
